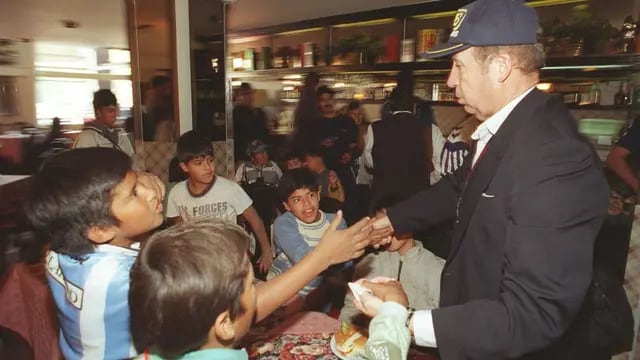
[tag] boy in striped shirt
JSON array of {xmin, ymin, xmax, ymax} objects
[{"xmin": 26, "ymin": 148, "xmax": 165, "ymax": 360}]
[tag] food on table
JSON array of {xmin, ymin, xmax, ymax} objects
[{"xmin": 335, "ymin": 321, "xmax": 368, "ymax": 357}]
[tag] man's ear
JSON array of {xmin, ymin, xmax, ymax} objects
[
  {"xmin": 492, "ymin": 54, "xmax": 513, "ymax": 83},
  {"xmin": 283, "ymin": 201, "xmax": 291, "ymax": 212},
  {"xmin": 86, "ymin": 225, "xmax": 118, "ymax": 244},
  {"xmin": 179, "ymin": 162, "xmax": 189, "ymax": 173},
  {"xmin": 213, "ymin": 310, "xmax": 236, "ymax": 344}
]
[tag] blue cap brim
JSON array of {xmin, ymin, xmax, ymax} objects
[{"xmin": 419, "ymin": 42, "xmax": 470, "ymax": 59}]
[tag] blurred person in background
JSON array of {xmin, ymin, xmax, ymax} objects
[{"xmin": 233, "ymin": 82, "xmax": 269, "ymax": 165}]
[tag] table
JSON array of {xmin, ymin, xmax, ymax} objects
[
  {"xmin": 244, "ymin": 312, "xmax": 340, "ymax": 359},
  {"xmin": 243, "ymin": 311, "xmax": 437, "ymax": 359}
]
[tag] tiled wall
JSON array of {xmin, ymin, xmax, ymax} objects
[{"xmin": 133, "ymin": 140, "xmax": 234, "ymax": 183}]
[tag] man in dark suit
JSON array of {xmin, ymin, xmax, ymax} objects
[{"xmin": 360, "ymin": 0, "xmax": 609, "ymax": 359}]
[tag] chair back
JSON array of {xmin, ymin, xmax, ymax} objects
[{"xmin": 0, "ymin": 263, "xmax": 61, "ymax": 360}]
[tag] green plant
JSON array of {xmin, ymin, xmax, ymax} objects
[
  {"xmin": 542, "ymin": 7, "xmax": 617, "ymax": 54},
  {"xmin": 333, "ymin": 34, "xmax": 383, "ymax": 61}
]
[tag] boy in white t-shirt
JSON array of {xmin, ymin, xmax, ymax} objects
[{"xmin": 166, "ymin": 131, "xmax": 273, "ymax": 274}]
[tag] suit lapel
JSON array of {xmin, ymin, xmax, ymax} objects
[{"xmin": 446, "ymin": 89, "xmax": 546, "ymax": 261}]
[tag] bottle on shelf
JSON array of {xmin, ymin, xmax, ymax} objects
[
  {"xmin": 622, "ymin": 15, "xmax": 637, "ymax": 53},
  {"xmin": 614, "ymin": 81, "xmax": 630, "ymax": 106},
  {"xmin": 589, "ymin": 81, "xmax": 601, "ymax": 105}
]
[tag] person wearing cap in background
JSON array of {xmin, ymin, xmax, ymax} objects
[
  {"xmin": 360, "ymin": 0, "xmax": 610, "ymax": 359},
  {"xmin": 235, "ymin": 139, "xmax": 283, "ymax": 187},
  {"xmin": 233, "ymin": 82, "xmax": 269, "ymax": 165}
]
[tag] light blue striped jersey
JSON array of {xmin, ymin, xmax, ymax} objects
[
  {"xmin": 267, "ymin": 211, "xmax": 346, "ymax": 296},
  {"xmin": 45, "ymin": 244, "xmax": 139, "ymax": 360}
]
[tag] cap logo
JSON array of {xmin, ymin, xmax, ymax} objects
[{"xmin": 450, "ymin": 9, "xmax": 467, "ymax": 38}]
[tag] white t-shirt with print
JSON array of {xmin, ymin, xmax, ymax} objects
[{"xmin": 166, "ymin": 176, "xmax": 253, "ymax": 222}]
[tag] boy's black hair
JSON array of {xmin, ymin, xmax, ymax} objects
[
  {"xmin": 176, "ymin": 130, "xmax": 214, "ymax": 163},
  {"xmin": 315, "ymin": 85, "xmax": 335, "ymax": 100},
  {"xmin": 92, "ymin": 89, "xmax": 118, "ymax": 112},
  {"xmin": 282, "ymin": 150, "xmax": 301, "ymax": 161},
  {"xmin": 129, "ymin": 220, "xmax": 250, "ymax": 358},
  {"xmin": 278, "ymin": 168, "xmax": 319, "ymax": 202},
  {"xmin": 347, "ymin": 100, "xmax": 361, "ymax": 112},
  {"xmin": 302, "ymin": 146, "xmax": 326, "ymax": 159},
  {"xmin": 24, "ymin": 148, "xmax": 131, "ymax": 256}
]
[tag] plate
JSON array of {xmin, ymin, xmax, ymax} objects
[{"xmin": 330, "ymin": 335, "xmax": 367, "ymax": 360}]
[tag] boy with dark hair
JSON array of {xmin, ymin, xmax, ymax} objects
[
  {"xmin": 267, "ymin": 168, "xmax": 346, "ymax": 301},
  {"xmin": 130, "ymin": 220, "xmax": 253, "ymax": 359},
  {"xmin": 74, "ymin": 89, "xmax": 135, "ymax": 157},
  {"xmin": 166, "ymin": 130, "xmax": 273, "ymax": 273},
  {"xmin": 25, "ymin": 148, "xmax": 165, "ymax": 360},
  {"xmin": 282, "ymin": 151, "xmax": 302, "ymax": 171},
  {"xmin": 130, "ymin": 217, "xmax": 370, "ymax": 360},
  {"xmin": 303, "ymin": 148, "xmax": 344, "ymax": 204}
]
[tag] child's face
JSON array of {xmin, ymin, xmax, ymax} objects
[
  {"xmin": 385, "ymin": 234, "xmax": 414, "ymax": 253},
  {"xmin": 110, "ymin": 171, "xmax": 164, "ymax": 239},
  {"xmin": 284, "ymin": 187, "xmax": 320, "ymax": 224},
  {"xmin": 286, "ymin": 158, "xmax": 302, "ymax": 170},
  {"xmin": 180, "ymin": 155, "xmax": 216, "ymax": 185},
  {"xmin": 251, "ymin": 151, "xmax": 269, "ymax": 166},
  {"xmin": 233, "ymin": 265, "xmax": 257, "ymax": 341},
  {"xmin": 96, "ymin": 105, "xmax": 119, "ymax": 128},
  {"xmin": 303, "ymin": 155, "xmax": 323, "ymax": 174}
]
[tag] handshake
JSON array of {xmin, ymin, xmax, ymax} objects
[{"xmin": 361, "ymin": 210, "xmax": 396, "ymax": 249}]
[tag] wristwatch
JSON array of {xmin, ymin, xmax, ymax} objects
[{"xmin": 405, "ymin": 307, "xmax": 416, "ymax": 330}]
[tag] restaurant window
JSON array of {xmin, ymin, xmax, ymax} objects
[{"xmin": 34, "ymin": 43, "xmax": 132, "ymax": 126}]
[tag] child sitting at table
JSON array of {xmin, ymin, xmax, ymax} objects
[
  {"xmin": 166, "ymin": 130, "xmax": 273, "ymax": 275},
  {"xmin": 339, "ymin": 197, "xmax": 445, "ymax": 326},
  {"xmin": 267, "ymin": 168, "xmax": 347, "ymax": 307},
  {"xmin": 129, "ymin": 218, "xmax": 369, "ymax": 359},
  {"xmin": 25, "ymin": 148, "xmax": 165, "ymax": 360}
]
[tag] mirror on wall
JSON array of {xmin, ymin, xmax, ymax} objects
[
  {"xmin": 189, "ymin": 0, "xmax": 226, "ymax": 141},
  {"xmin": 127, "ymin": 0, "xmax": 177, "ymax": 144}
]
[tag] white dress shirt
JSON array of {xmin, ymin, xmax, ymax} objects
[{"xmin": 412, "ymin": 86, "xmax": 535, "ymax": 348}]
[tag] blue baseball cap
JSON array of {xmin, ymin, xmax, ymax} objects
[
  {"xmin": 420, "ymin": 0, "xmax": 539, "ymax": 58},
  {"xmin": 247, "ymin": 139, "xmax": 268, "ymax": 154}
]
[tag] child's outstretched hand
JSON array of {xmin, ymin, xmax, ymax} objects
[
  {"xmin": 135, "ymin": 171, "xmax": 166, "ymax": 201},
  {"xmin": 316, "ymin": 211, "xmax": 371, "ymax": 265}
]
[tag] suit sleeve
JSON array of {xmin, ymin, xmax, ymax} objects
[
  {"xmin": 432, "ymin": 138, "xmax": 608, "ymax": 359},
  {"xmin": 386, "ymin": 167, "xmax": 464, "ymax": 235}
]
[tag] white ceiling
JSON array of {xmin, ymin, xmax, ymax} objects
[
  {"xmin": 0, "ymin": 0, "xmax": 635, "ymax": 49},
  {"xmin": 0, "ymin": 0, "xmax": 129, "ymax": 48}
]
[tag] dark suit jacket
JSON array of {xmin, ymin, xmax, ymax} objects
[
  {"xmin": 387, "ymin": 89, "xmax": 609, "ymax": 360},
  {"xmin": 370, "ymin": 112, "xmax": 430, "ymax": 210}
]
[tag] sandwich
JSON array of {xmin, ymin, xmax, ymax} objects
[{"xmin": 335, "ymin": 322, "xmax": 368, "ymax": 357}]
